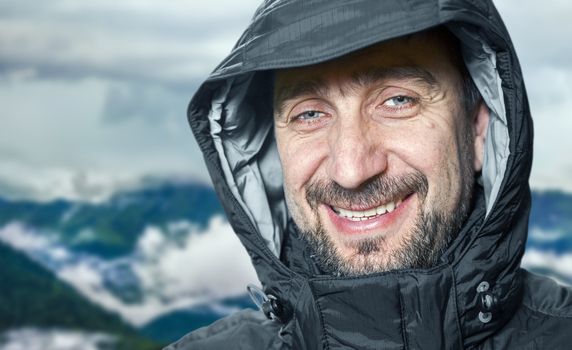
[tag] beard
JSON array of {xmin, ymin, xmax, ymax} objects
[{"xmin": 296, "ymin": 164, "xmax": 474, "ymax": 277}]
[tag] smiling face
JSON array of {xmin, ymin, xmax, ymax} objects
[{"xmin": 274, "ymin": 29, "xmax": 489, "ymax": 276}]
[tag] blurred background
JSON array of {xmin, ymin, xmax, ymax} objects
[{"xmin": 0, "ymin": 0, "xmax": 571, "ymax": 349}]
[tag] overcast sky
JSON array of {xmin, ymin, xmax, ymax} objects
[{"xmin": 1, "ymin": 0, "xmax": 571, "ymax": 202}]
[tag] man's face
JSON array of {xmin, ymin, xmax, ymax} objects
[{"xmin": 274, "ymin": 31, "xmax": 488, "ymax": 276}]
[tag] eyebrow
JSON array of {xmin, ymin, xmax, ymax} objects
[{"xmin": 273, "ymin": 66, "xmax": 439, "ymax": 118}]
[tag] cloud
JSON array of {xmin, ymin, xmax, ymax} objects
[
  {"xmin": 528, "ymin": 227, "xmax": 566, "ymax": 242},
  {"xmin": 101, "ymin": 81, "xmax": 188, "ymax": 124},
  {"xmin": 0, "ymin": 222, "xmax": 54, "ymax": 251},
  {"xmin": 0, "ymin": 0, "xmax": 260, "ymax": 89},
  {"xmin": 0, "ymin": 0, "xmax": 258, "ymax": 198},
  {"xmin": 0, "ymin": 76, "xmax": 210, "ymax": 201},
  {"xmin": 522, "ymin": 249, "xmax": 572, "ymax": 286},
  {"xmin": 524, "ymin": 67, "xmax": 572, "ymax": 192},
  {"xmin": 0, "ymin": 328, "xmax": 115, "ymax": 350},
  {"xmin": 494, "ymin": 0, "xmax": 572, "ymax": 191},
  {"xmin": 495, "ymin": 0, "xmax": 572, "ymax": 69},
  {"xmin": 0, "ymin": 217, "xmax": 258, "ymax": 326},
  {"xmin": 133, "ymin": 217, "xmax": 258, "ymax": 302},
  {"xmin": 63, "ymin": 216, "xmax": 258, "ymax": 325},
  {"xmin": 0, "ymin": 162, "xmax": 146, "ymax": 203}
]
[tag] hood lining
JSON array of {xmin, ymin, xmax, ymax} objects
[{"xmin": 207, "ymin": 25, "xmax": 509, "ymax": 260}]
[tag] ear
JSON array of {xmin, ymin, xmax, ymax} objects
[{"xmin": 473, "ymin": 101, "xmax": 490, "ymax": 172}]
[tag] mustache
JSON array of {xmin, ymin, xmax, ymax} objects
[{"xmin": 305, "ymin": 172, "xmax": 428, "ymax": 210}]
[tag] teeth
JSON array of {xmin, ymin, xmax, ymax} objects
[
  {"xmin": 386, "ymin": 202, "xmax": 395, "ymax": 213},
  {"xmin": 333, "ymin": 200, "xmax": 400, "ymax": 220}
]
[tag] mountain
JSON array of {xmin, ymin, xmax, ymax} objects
[
  {"xmin": 0, "ymin": 240, "xmax": 160, "ymax": 349},
  {"xmin": 141, "ymin": 294, "xmax": 255, "ymax": 344},
  {"xmin": 531, "ymin": 190, "xmax": 572, "ymax": 228},
  {"xmin": 529, "ymin": 190, "xmax": 572, "ymax": 253},
  {"xmin": 0, "ymin": 181, "xmax": 225, "ymax": 258},
  {"xmin": 524, "ymin": 190, "xmax": 572, "ymax": 285},
  {"xmin": 0, "ymin": 179, "xmax": 257, "ymax": 346}
]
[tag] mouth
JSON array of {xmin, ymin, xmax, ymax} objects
[
  {"xmin": 322, "ymin": 193, "xmax": 415, "ymax": 237},
  {"xmin": 330, "ymin": 196, "xmax": 406, "ymax": 221}
]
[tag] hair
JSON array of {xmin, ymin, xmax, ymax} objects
[
  {"xmin": 457, "ymin": 56, "xmax": 482, "ymax": 119},
  {"xmin": 440, "ymin": 27, "xmax": 483, "ymax": 118}
]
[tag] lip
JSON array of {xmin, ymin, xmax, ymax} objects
[{"xmin": 323, "ymin": 193, "xmax": 415, "ymax": 237}]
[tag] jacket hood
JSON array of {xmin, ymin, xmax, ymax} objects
[{"xmin": 188, "ymin": 0, "xmax": 533, "ymax": 348}]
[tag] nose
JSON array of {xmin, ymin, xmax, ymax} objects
[{"xmin": 327, "ymin": 116, "xmax": 388, "ymax": 189}]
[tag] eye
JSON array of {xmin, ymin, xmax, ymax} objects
[
  {"xmin": 294, "ymin": 110, "xmax": 325, "ymax": 121},
  {"xmin": 383, "ymin": 95, "xmax": 414, "ymax": 108},
  {"xmin": 281, "ymin": 98, "xmax": 333, "ymax": 132},
  {"xmin": 374, "ymin": 92, "xmax": 420, "ymax": 119},
  {"xmin": 286, "ymin": 108, "xmax": 331, "ymax": 132}
]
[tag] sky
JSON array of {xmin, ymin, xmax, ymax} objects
[{"xmin": 0, "ymin": 0, "xmax": 571, "ymax": 202}]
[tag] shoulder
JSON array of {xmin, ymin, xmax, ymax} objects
[
  {"xmin": 163, "ymin": 308, "xmax": 286, "ymax": 350},
  {"xmin": 521, "ymin": 269, "xmax": 572, "ymax": 318},
  {"xmin": 485, "ymin": 269, "xmax": 572, "ymax": 349}
]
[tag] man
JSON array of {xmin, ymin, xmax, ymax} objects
[{"xmin": 167, "ymin": 0, "xmax": 572, "ymax": 349}]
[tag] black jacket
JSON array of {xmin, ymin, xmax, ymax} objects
[{"xmin": 167, "ymin": 0, "xmax": 572, "ymax": 348}]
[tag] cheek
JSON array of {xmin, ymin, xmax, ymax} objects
[
  {"xmin": 276, "ymin": 132, "xmax": 328, "ymax": 230},
  {"xmin": 387, "ymin": 127, "xmax": 450, "ymax": 169},
  {"xmin": 276, "ymin": 132, "xmax": 328, "ymax": 194},
  {"xmin": 386, "ymin": 119, "xmax": 462, "ymax": 203}
]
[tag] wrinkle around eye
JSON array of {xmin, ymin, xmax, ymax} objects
[
  {"xmin": 295, "ymin": 110, "xmax": 324, "ymax": 121},
  {"xmin": 372, "ymin": 94, "xmax": 421, "ymax": 119},
  {"xmin": 283, "ymin": 97, "xmax": 335, "ymax": 129},
  {"xmin": 383, "ymin": 95, "xmax": 415, "ymax": 107},
  {"xmin": 288, "ymin": 111, "xmax": 332, "ymax": 132}
]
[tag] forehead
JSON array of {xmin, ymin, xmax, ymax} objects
[{"xmin": 274, "ymin": 29, "xmax": 462, "ymax": 107}]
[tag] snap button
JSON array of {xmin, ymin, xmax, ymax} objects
[
  {"xmin": 480, "ymin": 292, "xmax": 498, "ymax": 312},
  {"xmin": 478, "ymin": 311, "xmax": 492, "ymax": 323},
  {"xmin": 477, "ymin": 281, "xmax": 489, "ymax": 293},
  {"xmin": 476, "ymin": 281, "xmax": 498, "ymax": 324},
  {"xmin": 247, "ymin": 284, "xmax": 283, "ymax": 321}
]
